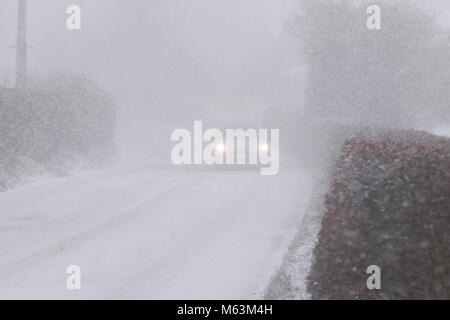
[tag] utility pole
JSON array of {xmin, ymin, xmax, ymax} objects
[{"xmin": 16, "ymin": 0, "xmax": 27, "ymax": 89}]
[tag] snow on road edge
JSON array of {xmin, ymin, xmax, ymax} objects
[{"xmin": 263, "ymin": 173, "xmax": 330, "ymax": 300}]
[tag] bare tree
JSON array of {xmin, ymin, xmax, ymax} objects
[{"xmin": 290, "ymin": 0, "xmax": 450, "ymax": 129}]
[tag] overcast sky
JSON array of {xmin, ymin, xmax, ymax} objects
[
  {"xmin": 0, "ymin": 1, "xmax": 296, "ymax": 100},
  {"xmin": 0, "ymin": 1, "xmax": 448, "ymax": 95},
  {"xmin": 0, "ymin": 0, "xmax": 448, "ymax": 127}
]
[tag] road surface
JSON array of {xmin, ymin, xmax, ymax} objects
[{"xmin": 0, "ymin": 163, "xmax": 313, "ymax": 299}]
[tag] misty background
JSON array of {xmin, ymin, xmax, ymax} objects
[
  {"xmin": 1, "ymin": 0, "xmax": 450, "ymax": 175},
  {"xmin": 1, "ymin": 0, "xmax": 302, "ymax": 161}
]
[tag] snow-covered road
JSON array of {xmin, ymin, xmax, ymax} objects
[{"xmin": 0, "ymin": 164, "xmax": 313, "ymax": 299}]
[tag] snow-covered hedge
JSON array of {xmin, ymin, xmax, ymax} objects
[
  {"xmin": 0, "ymin": 73, "xmax": 116, "ymax": 191},
  {"xmin": 308, "ymin": 130, "xmax": 450, "ymax": 299}
]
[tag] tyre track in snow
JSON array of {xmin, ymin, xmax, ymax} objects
[
  {"xmin": 0, "ymin": 170, "xmax": 209, "ymax": 282},
  {"xmin": 109, "ymin": 169, "xmax": 311, "ymax": 299},
  {"xmin": 0, "ymin": 167, "xmax": 312, "ymax": 299},
  {"xmin": 110, "ymin": 172, "xmax": 269, "ymax": 299}
]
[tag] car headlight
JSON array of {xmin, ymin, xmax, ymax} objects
[
  {"xmin": 259, "ymin": 143, "xmax": 269, "ymax": 152},
  {"xmin": 215, "ymin": 144, "xmax": 226, "ymax": 152}
]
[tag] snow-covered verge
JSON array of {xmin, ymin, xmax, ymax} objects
[
  {"xmin": 0, "ymin": 73, "xmax": 115, "ymax": 192},
  {"xmin": 263, "ymin": 172, "xmax": 330, "ymax": 300},
  {"xmin": 307, "ymin": 130, "xmax": 450, "ymax": 299}
]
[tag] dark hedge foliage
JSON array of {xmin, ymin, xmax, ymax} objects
[{"xmin": 308, "ymin": 131, "xmax": 450, "ymax": 299}]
